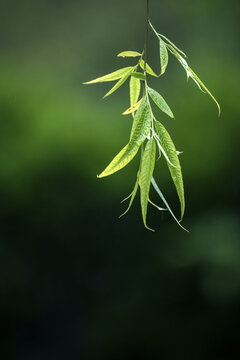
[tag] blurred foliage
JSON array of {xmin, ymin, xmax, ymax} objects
[{"xmin": 0, "ymin": 0, "xmax": 240, "ymax": 359}]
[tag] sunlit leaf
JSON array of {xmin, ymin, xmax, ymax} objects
[
  {"xmin": 139, "ymin": 138, "xmax": 156, "ymax": 231},
  {"xmin": 98, "ymin": 97, "xmax": 151, "ymax": 178},
  {"xmin": 103, "ymin": 70, "xmax": 133, "ymax": 98},
  {"xmin": 130, "ymin": 97, "xmax": 151, "ymax": 142},
  {"xmin": 148, "ymin": 87, "xmax": 174, "ymax": 118},
  {"xmin": 140, "ymin": 59, "xmax": 158, "ymax": 77},
  {"xmin": 122, "ymin": 98, "xmax": 143, "ymax": 115},
  {"xmin": 159, "ymin": 39, "xmax": 168, "ymax": 75},
  {"xmin": 160, "ymin": 34, "xmax": 187, "ymax": 58},
  {"xmin": 151, "ymin": 177, "xmax": 188, "ymax": 232},
  {"xmin": 130, "ymin": 76, "xmax": 141, "ymax": 109},
  {"xmin": 117, "ymin": 51, "xmax": 142, "ymax": 57},
  {"xmin": 83, "ymin": 67, "xmax": 134, "ymax": 84},
  {"xmin": 155, "ymin": 121, "xmax": 185, "ymax": 220}
]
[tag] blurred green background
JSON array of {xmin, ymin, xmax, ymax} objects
[{"xmin": 1, "ymin": 0, "xmax": 240, "ymax": 358}]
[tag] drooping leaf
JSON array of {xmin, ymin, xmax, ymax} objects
[
  {"xmin": 131, "ymin": 72, "xmax": 146, "ymax": 80},
  {"xmin": 159, "ymin": 39, "xmax": 168, "ymax": 75},
  {"xmin": 139, "ymin": 138, "xmax": 156, "ymax": 231},
  {"xmin": 117, "ymin": 51, "xmax": 142, "ymax": 57},
  {"xmin": 98, "ymin": 97, "xmax": 151, "ymax": 178},
  {"xmin": 103, "ymin": 69, "xmax": 133, "ymax": 98},
  {"xmin": 130, "ymin": 76, "xmax": 141, "ymax": 109},
  {"xmin": 160, "ymin": 34, "xmax": 187, "ymax": 58},
  {"xmin": 140, "ymin": 59, "xmax": 158, "ymax": 77},
  {"xmin": 155, "ymin": 121, "xmax": 185, "ymax": 220},
  {"xmin": 119, "ymin": 175, "xmax": 139, "ymax": 218},
  {"xmin": 151, "ymin": 177, "xmax": 189, "ymax": 232},
  {"xmin": 148, "ymin": 87, "xmax": 174, "ymax": 118},
  {"xmin": 122, "ymin": 98, "xmax": 143, "ymax": 115},
  {"xmin": 130, "ymin": 97, "xmax": 151, "ymax": 142},
  {"xmin": 83, "ymin": 67, "xmax": 134, "ymax": 84},
  {"xmin": 187, "ymin": 67, "xmax": 221, "ymax": 116}
]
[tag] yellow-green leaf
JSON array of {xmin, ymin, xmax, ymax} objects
[
  {"xmin": 160, "ymin": 39, "xmax": 168, "ymax": 75},
  {"xmin": 98, "ymin": 97, "xmax": 151, "ymax": 178},
  {"xmin": 148, "ymin": 87, "xmax": 174, "ymax": 118},
  {"xmin": 103, "ymin": 70, "xmax": 133, "ymax": 98},
  {"xmin": 118, "ymin": 51, "xmax": 142, "ymax": 57},
  {"xmin": 119, "ymin": 175, "xmax": 139, "ymax": 218},
  {"xmin": 130, "ymin": 76, "xmax": 141, "ymax": 109},
  {"xmin": 155, "ymin": 121, "xmax": 185, "ymax": 220},
  {"xmin": 122, "ymin": 98, "xmax": 143, "ymax": 115},
  {"xmin": 139, "ymin": 59, "xmax": 158, "ymax": 77},
  {"xmin": 83, "ymin": 67, "xmax": 133, "ymax": 84},
  {"xmin": 139, "ymin": 138, "xmax": 156, "ymax": 231}
]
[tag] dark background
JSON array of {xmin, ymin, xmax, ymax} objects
[{"xmin": 0, "ymin": 0, "xmax": 240, "ymax": 359}]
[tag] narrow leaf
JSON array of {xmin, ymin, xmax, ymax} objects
[
  {"xmin": 119, "ymin": 176, "xmax": 139, "ymax": 218},
  {"xmin": 122, "ymin": 98, "xmax": 143, "ymax": 115},
  {"xmin": 140, "ymin": 138, "xmax": 156, "ymax": 231},
  {"xmin": 130, "ymin": 76, "xmax": 141, "ymax": 108},
  {"xmin": 130, "ymin": 97, "xmax": 151, "ymax": 142},
  {"xmin": 155, "ymin": 121, "xmax": 185, "ymax": 219},
  {"xmin": 148, "ymin": 87, "xmax": 174, "ymax": 118},
  {"xmin": 131, "ymin": 72, "xmax": 146, "ymax": 80},
  {"xmin": 83, "ymin": 67, "xmax": 134, "ymax": 84},
  {"xmin": 159, "ymin": 39, "xmax": 168, "ymax": 75},
  {"xmin": 160, "ymin": 34, "xmax": 187, "ymax": 58},
  {"xmin": 98, "ymin": 97, "xmax": 151, "ymax": 178},
  {"xmin": 188, "ymin": 67, "xmax": 221, "ymax": 116},
  {"xmin": 151, "ymin": 177, "xmax": 189, "ymax": 232},
  {"xmin": 140, "ymin": 59, "xmax": 158, "ymax": 77},
  {"xmin": 103, "ymin": 70, "xmax": 132, "ymax": 98},
  {"xmin": 117, "ymin": 51, "xmax": 142, "ymax": 57}
]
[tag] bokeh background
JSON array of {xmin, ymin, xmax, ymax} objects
[{"xmin": 1, "ymin": 0, "xmax": 240, "ymax": 358}]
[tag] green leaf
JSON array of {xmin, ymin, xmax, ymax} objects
[
  {"xmin": 139, "ymin": 138, "xmax": 156, "ymax": 231},
  {"xmin": 118, "ymin": 51, "xmax": 142, "ymax": 57},
  {"xmin": 187, "ymin": 67, "xmax": 221, "ymax": 116},
  {"xmin": 130, "ymin": 97, "xmax": 151, "ymax": 143},
  {"xmin": 83, "ymin": 66, "xmax": 134, "ymax": 84},
  {"xmin": 159, "ymin": 39, "xmax": 168, "ymax": 75},
  {"xmin": 148, "ymin": 87, "xmax": 174, "ymax": 118},
  {"xmin": 151, "ymin": 177, "xmax": 189, "ymax": 232},
  {"xmin": 130, "ymin": 76, "xmax": 141, "ymax": 108},
  {"xmin": 155, "ymin": 121, "xmax": 185, "ymax": 220},
  {"xmin": 119, "ymin": 175, "xmax": 139, "ymax": 218},
  {"xmin": 160, "ymin": 34, "xmax": 187, "ymax": 58},
  {"xmin": 131, "ymin": 72, "xmax": 146, "ymax": 80},
  {"xmin": 103, "ymin": 69, "xmax": 133, "ymax": 98},
  {"xmin": 140, "ymin": 59, "xmax": 158, "ymax": 77},
  {"xmin": 98, "ymin": 97, "xmax": 151, "ymax": 178}
]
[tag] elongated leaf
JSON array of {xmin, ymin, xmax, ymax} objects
[
  {"xmin": 140, "ymin": 59, "xmax": 158, "ymax": 77},
  {"xmin": 122, "ymin": 98, "xmax": 143, "ymax": 115},
  {"xmin": 188, "ymin": 67, "xmax": 221, "ymax": 116},
  {"xmin": 130, "ymin": 97, "xmax": 151, "ymax": 142},
  {"xmin": 151, "ymin": 177, "xmax": 188, "ymax": 232},
  {"xmin": 119, "ymin": 175, "xmax": 139, "ymax": 218},
  {"xmin": 98, "ymin": 97, "xmax": 151, "ymax": 178},
  {"xmin": 131, "ymin": 72, "xmax": 146, "ymax": 80},
  {"xmin": 98, "ymin": 144, "xmax": 139, "ymax": 178},
  {"xmin": 159, "ymin": 39, "xmax": 168, "ymax": 75},
  {"xmin": 140, "ymin": 138, "xmax": 156, "ymax": 231},
  {"xmin": 130, "ymin": 76, "xmax": 141, "ymax": 109},
  {"xmin": 148, "ymin": 87, "xmax": 174, "ymax": 118},
  {"xmin": 155, "ymin": 121, "xmax": 185, "ymax": 219},
  {"xmin": 117, "ymin": 51, "xmax": 142, "ymax": 57},
  {"xmin": 103, "ymin": 70, "xmax": 132, "ymax": 98},
  {"xmin": 83, "ymin": 67, "xmax": 134, "ymax": 84},
  {"xmin": 160, "ymin": 34, "xmax": 187, "ymax": 58}
]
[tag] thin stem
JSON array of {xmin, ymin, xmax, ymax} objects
[{"xmin": 144, "ymin": 0, "xmax": 150, "ymax": 76}]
